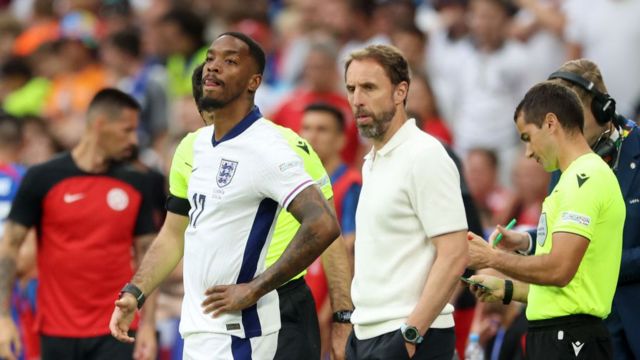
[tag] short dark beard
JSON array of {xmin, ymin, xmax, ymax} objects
[
  {"xmin": 357, "ymin": 107, "xmax": 396, "ymax": 140},
  {"xmin": 198, "ymin": 97, "xmax": 227, "ymax": 112}
]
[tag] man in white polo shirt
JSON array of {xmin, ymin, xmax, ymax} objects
[{"xmin": 344, "ymin": 44, "xmax": 469, "ymax": 359}]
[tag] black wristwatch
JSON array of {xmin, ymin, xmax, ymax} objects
[
  {"xmin": 119, "ymin": 283, "xmax": 146, "ymax": 310},
  {"xmin": 332, "ymin": 310, "xmax": 353, "ymax": 323},
  {"xmin": 400, "ymin": 323, "xmax": 424, "ymax": 344}
]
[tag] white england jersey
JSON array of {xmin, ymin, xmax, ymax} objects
[{"xmin": 178, "ymin": 108, "xmax": 314, "ymax": 338}]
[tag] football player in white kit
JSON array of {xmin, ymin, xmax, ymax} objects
[{"xmin": 109, "ymin": 32, "xmax": 341, "ymax": 360}]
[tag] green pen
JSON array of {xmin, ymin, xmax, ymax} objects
[{"xmin": 493, "ymin": 218, "xmax": 517, "ymax": 247}]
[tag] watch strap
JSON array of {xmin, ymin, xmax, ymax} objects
[
  {"xmin": 332, "ymin": 310, "xmax": 353, "ymax": 323},
  {"xmin": 120, "ymin": 283, "xmax": 146, "ymax": 310}
]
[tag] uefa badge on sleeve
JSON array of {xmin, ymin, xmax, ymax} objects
[{"xmin": 216, "ymin": 159, "xmax": 238, "ymax": 188}]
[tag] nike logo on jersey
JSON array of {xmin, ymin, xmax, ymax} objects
[
  {"xmin": 576, "ymin": 173, "xmax": 589, "ymax": 187},
  {"xmin": 572, "ymin": 341, "xmax": 584, "ymax": 356},
  {"xmin": 63, "ymin": 193, "xmax": 85, "ymax": 203},
  {"xmin": 296, "ymin": 140, "xmax": 310, "ymax": 154}
]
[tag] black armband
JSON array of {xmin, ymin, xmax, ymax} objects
[{"xmin": 503, "ymin": 279, "xmax": 513, "ymax": 305}]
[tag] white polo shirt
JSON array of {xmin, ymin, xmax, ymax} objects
[
  {"xmin": 176, "ymin": 107, "xmax": 314, "ymax": 339},
  {"xmin": 351, "ymin": 119, "xmax": 468, "ymax": 339}
]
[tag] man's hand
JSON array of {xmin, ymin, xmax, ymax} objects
[
  {"xmin": 202, "ymin": 283, "xmax": 259, "ymax": 317},
  {"xmin": 488, "ymin": 226, "xmax": 530, "ymax": 252},
  {"xmin": 331, "ymin": 323, "xmax": 351, "ymax": 360},
  {"xmin": 0, "ymin": 317, "xmax": 21, "ymax": 360},
  {"xmin": 467, "ymin": 232, "xmax": 495, "ymax": 270},
  {"xmin": 110, "ymin": 293, "xmax": 137, "ymax": 343},
  {"xmin": 467, "ymin": 274, "xmax": 505, "ymax": 303},
  {"xmin": 405, "ymin": 342, "xmax": 416, "ymax": 358},
  {"xmin": 133, "ymin": 321, "xmax": 157, "ymax": 360}
]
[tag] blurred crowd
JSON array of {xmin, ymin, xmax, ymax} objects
[{"xmin": 1, "ymin": 0, "xmax": 640, "ymax": 359}]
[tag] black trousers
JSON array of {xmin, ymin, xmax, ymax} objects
[
  {"xmin": 274, "ymin": 278, "xmax": 321, "ymax": 360},
  {"xmin": 346, "ymin": 327, "xmax": 455, "ymax": 360},
  {"xmin": 41, "ymin": 333, "xmax": 134, "ymax": 360},
  {"xmin": 526, "ymin": 314, "xmax": 612, "ymax": 360}
]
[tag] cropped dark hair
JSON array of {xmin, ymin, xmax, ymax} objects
[
  {"xmin": 304, "ymin": 102, "xmax": 346, "ymax": 132},
  {"xmin": 216, "ymin": 32, "xmax": 266, "ymax": 75},
  {"xmin": 88, "ymin": 88, "xmax": 140, "ymax": 121},
  {"xmin": 514, "ymin": 82, "xmax": 584, "ymax": 134}
]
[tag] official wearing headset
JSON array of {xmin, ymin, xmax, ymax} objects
[{"xmin": 483, "ymin": 59, "xmax": 640, "ymax": 360}]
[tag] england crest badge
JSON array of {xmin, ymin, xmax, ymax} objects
[{"xmin": 217, "ymin": 159, "xmax": 238, "ymax": 187}]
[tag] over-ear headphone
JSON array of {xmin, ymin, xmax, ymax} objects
[{"xmin": 548, "ymin": 71, "xmax": 616, "ymax": 126}]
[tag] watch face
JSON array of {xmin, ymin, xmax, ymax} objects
[{"xmin": 404, "ymin": 327, "xmax": 418, "ymax": 341}]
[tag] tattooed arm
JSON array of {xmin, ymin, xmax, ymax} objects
[
  {"xmin": 201, "ymin": 185, "xmax": 341, "ymax": 315},
  {"xmin": 0, "ymin": 221, "xmax": 30, "ymax": 360}
]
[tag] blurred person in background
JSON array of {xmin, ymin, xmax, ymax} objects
[
  {"xmin": 0, "ymin": 13, "xmax": 21, "ymax": 64},
  {"xmin": 390, "ymin": 24, "xmax": 427, "ymax": 75},
  {"xmin": 271, "ymin": 40, "xmax": 363, "ymax": 167},
  {"xmin": 406, "ymin": 70, "xmax": 453, "ymax": 146},
  {"xmin": 156, "ymin": 7, "xmax": 207, "ymax": 99},
  {"xmin": 450, "ymin": 0, "xmax": 530, "ymax": 186},
  {"xmin": 422, "ymin": 0, "xmax": 470, "ymax": 125},
  {"xmin": 0, "ymin": 56, "xmax": 50, "ymax": 117},
  {"xmin": 300, "ymin": 103, "xmax": 361, "ymax": 358},
  {"xmin": 0, "ymin": 89, "xmax": 157, "ymax": 360},
  {"xmin": 464, "ymin": 148, "xmax": 512, "ymax": 234},
  {"xmin": 0, "ymin": 114, "xmax": 39, "ymax": 360},
  {"xmin": 11, "ymin": 0, "xmax": 59, "ymax": 58},
  {"xmin": 498, "ymin": 153, "xmax": 549, "ymax": 229},
  {"xmin": 508, "ymin": 0, "xmax": 564, "ymax": 84},
  {"xmin": 564, "ymin": 0, "xmax": 640, "ymax": 117},
  {"xmin": 338, "ymin": 0, "xmax": 390, "ymax": 69},
  {"xmin": 43, "ymin": 10, "xmax": 109, "ymax": 149},
  {"xmin": 18, "ymin": 116, "xmax": 63, "ymax": 167},
  {"xmin": 101, "ymin": 28, "xmax": 169, "ymax": 152}
]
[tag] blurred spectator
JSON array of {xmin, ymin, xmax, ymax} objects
[
  {"xmin": 0, "ymin": 12, "xmax": 21, "ymax": 63},
  {"xmin": 449, "ymin": 0, "xmax": 529, "ymax": 186},
  {"xmin": 508, "ymin": 0, "xmax": 564, "ymax": 84},
  {"xmin": 1, "ymin": 56, "xmax": 51, "ymax": 117},
  {"xmin": 390, "ymin": 23, "xmax": 427, "ymax": 72},
  {"xmin": 11, "ymin": 0, "xmax": 58, "ymax": 57},
  {"xmin": 0, "ymin": 114, "xmax": 40, "ymax": 360},
  {"xmin": 156, "ymin": 7, "xmax": 207, "ymax": 99},
  {"xmin": 300, "ymin": 102, "xmax": 361, "ymax": 359},
  {"xmin": 19, "ymin": 116, "xmax": 64, "ymax": 167},
  {"xmin": 301, "ymin": 102, "xmax": 361, "ymax": 261},
  {"xmin": 337, "ymin": 0, "xmax": 391, "ymax": 67},
  {"xmin": 98, "ymin": 0, "xmax": 135, "ymax": 35},
  {"xmin": 423, "ymin": 0, "xmax": 469, "ymax": 124},
  {"xmin": 564, "ymin": 0, "xmax": 640, "ymax": 117},
  {"xmin": 43, "ymin": 10, "xmax": 109, "ymax": 148},
  {"xmin": 406, "ymin": 70, "xmax": 453, "ymax": 145},
  {"xmin": 498, "ymin": 153, "xmax": 549, "ymax": 229},
  {"xmin": 102, "ymin": 28, "xmax": 169, "ymax": 150},
  {"xmin": 464, "ymin": 148, "xmax": 513, "ymax": 234},
  {"xmin": 373, "ymin": 0, "xmax": 417, "ymax": 36},
  {"xmin": 271, "ymin": 40, "xmax": 362, "ymax": 166}
]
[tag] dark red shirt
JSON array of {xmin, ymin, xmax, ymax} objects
[{"xmin": 8, "ymin": 153, "xmax": 154, "ymax": 337}]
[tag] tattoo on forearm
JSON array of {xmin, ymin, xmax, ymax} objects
[
  {"xmin": 256, "ymin": 187, "xmax": 338, "ymax": 296},
  {"xmin": 0, "ymin": 256, "xmax": 17, "ymax": 316}
]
